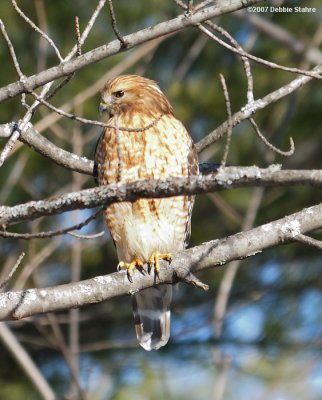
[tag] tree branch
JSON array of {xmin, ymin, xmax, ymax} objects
[
  {"xmin": 0, "ymin": 0, "xmax": 265, "ymax": 103},
  {"xmin": 196, "ymin": 63, "xmax": 322, "ymax": 152},
  {"xmin": 0, "ymin": 62, "xmax": 318, "ymax": 173},
  {"xmin": 1, "ymin": 201, "xmax": 322, "ymax": 321},
  {"xmin": 1, "ymin": 166, "xmax": 322, "ymax": 227}
]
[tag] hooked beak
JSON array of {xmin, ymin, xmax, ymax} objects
[
  {"xmin": 99, "ymin": 94, "xmax": 114, "ymax": 115},
  {"xmin": 99, "ymin": 102, "xmax": 109, "ymax": 114}
]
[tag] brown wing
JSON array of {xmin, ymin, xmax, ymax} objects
[{"xmin": 184, "ymin": 143, "xmax": 199, "ymax": 248}]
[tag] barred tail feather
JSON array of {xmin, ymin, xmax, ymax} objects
[{"xmin": 132, "ymin": 284, "xmax": 172, "ymax": 351}]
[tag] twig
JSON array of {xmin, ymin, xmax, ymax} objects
[
  {"xmin": 0, "ymin": 323, "xmax": 56, "ymax": 400},
  {"xmin": 197, "ymin": 23, "xmax": 322, "ymax": 80},
  {"xmin": 0, "ymin": 0, "xmax": 264, "ymax": 103},
  {"xmin": 173, "ymin": 0, "xmax": 187, "ymax": 10},
  {"xmin": 0, "ymin": 123, "xmax": 22, "ymax": 168},
  {"xmin": 46, "ymin": 314, "xmax": 85, "ymax": 400},
  {"xmin": 107, "ymin": 0, "xmax": 126, "ymax": 47},
  {"xmin": 174, "ymin": 268, "xmax": 209, "ymax": 291},
  {"xmin": 70, "ymin": 0, "xmax": 107, "ymax": 57},
  {"xmin": 195, "ymin": 0, "xmax": 214, "ymax": 11},
  {"xmin": 196, "ymin": 64, "xmax": 322, "ymax": 152},
  {"xmin": 34, "ymin": 37, "xmax": 167, "ymax": 133},
  {"xmin": 13, "ymin": 240, "xmax": 60, "ymax": 291},
  {"xmin": 0, "ymin": 208, "xmax": 103, "ymax": 240},
  {"xmin": 0, "ymin": 252, "xmax": 25, "ymax": 291},
  {"xmin": 11, "ymin": 0, "xmax": 63, "ymax": 62},
  {"xmin": 68, "ymin": 231, "xmax": 105, "ymax": 239},
  {"xmin": 0, "ymin": 61, "xmax": 313, "ymax": 174},
  {"xmin": 293, "ymin": 233, "xmax": 322, "ymax": 251},
  {"xmin": 205, "ymin": 21, "xmax": 254, "ymax": 104},
  {"xmin": 45, "ymin": 73, "xmax": 75, "ymax": 102},
  {"xmin": 75, "ymin": 16, "xmax": 82, "ymax": 56},
  {"xmin": 9, "ymin": 121, "xmax": 94, "ymax": 175},
  {"xmin": 173, "ymin": 0, "xmax": 214, "ymax": 12},
  {"xmin": 214, "ymin": 187, "xmax": 264, "ymax": 338},
  {"xmin": 0, "ymin": 0, "xmax": 107, "ymax": 167},
  {"xmin": 0, "ymin": 19, "xmax": 24, "ymax": 78},
  {"xmin": 219, "ymin": 74, "xmax": 232, "ymax": 167},
  {"xmin": 234, "ymin": 10, "xmax": 322, "ymax": 65},
  {"xmin": 249, "ymin": 118, "xmax": 295, "ymax": 157},
  {"xmin": 0, "ymin": 18, "xmax": 28, "ymax": 109},
  {"xmin": 34, "ymin": 0, "xmax": 49, "ymax": 72},
  {"xmin": 0, "ymin": 152, "xmax": 28, "ymax": 203},
  {"xmin": 115, "ymin": 116, "xmax": 123, "ymax": 182},
  {"xmin": 31, "ymin": 90, "xmax": 165, "ymax": 132}
]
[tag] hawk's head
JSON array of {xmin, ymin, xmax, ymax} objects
[{"xmin": 99, "ymin": 75, "xmax": 173, "ymax": 119}]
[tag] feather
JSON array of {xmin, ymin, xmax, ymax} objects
[{"xmin": 132, "ymin": 285, "xmax": 172, "ymax": 351}]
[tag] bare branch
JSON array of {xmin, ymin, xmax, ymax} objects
[
  {"xmin": 0, "ymin": 18, "xmax": 24, "ymax": 78},
  {"xmin": 70, "ymin": 0, "xmax": 107, "ymax": 57},
  {"xmin": 74, "ymin": 16, "xmax": 82, "ymax": 56},
  {"xmin": 249, "ymin": 118, "xmax": 295, "ymax": 157},
  {"xmin": 293, "ymin": 233, "xmax": 322, "ymax": 251},
  {"xmin": 175, "ymin": 269, "xmax": 209, "ymax": 291},
  {"xmin": 0, "ymin": 124, "xmax": 22, "ymax": 167},
  {"xmin": 0, "ymin": 323, "xmax": 56, "ymax": 399},
  {"xmin": 0, "ymin": 0, "xmax": 107, "ymax": 167},
  {"xmin": 219, "ymin": 74, "xmax": 232, "ymax": 167},
  {"xmin": 204, "ymin": 21, "xmax": 254, "ymax": 104},
  {"xmin": 68, "ymin": 231, "xmax": 105, "ymax": 239},
  {"xmin": 46, "ymin": 313, "xmax": 85, "ymax": 399},
  {"xmin": 34, "ymin": 37, "xmax": 167, "ymax": 133},
  {"xmin": 196, "ymin": 64, "xmax": 322, "ymax": 152},
  {"xmin": 2, "ymin": 166, "xmax": 322, "ymax": 227},
  {"xmin": 13, "ymin": 240, "xmax": 60, "ymax": 291},
  {"xmin": 214, "ymin": 187, "xmax": 264, "ymax": 338},
  {"xmin": 0, "ymin": 252, "xmax": 25, "ymax": 291},
  {"xmin": 1, "ymin": 201, "xmax": 322, "ymax": 321},
  {"xmin": 30, "ymin": 91, "xmax": 165, "ymax": 132},
  {"xmin": 45, "ymin": 73, "xmax": 75, "ymax": 102},
  {"xmin": 0, "ymin": 0, "xmax": 264, "ymax": 103},
  {"xmin": 0, "ymin": 209, "xmax": 102, "ymax": 240},
  {"xmin": 235, "ymin": 10, "xmax": 322, "ymax": 65},
  {"xmin": 0, "ymin": 58, "xmax": 317, "ymax": 175},
  {"xmin": 11, "ymin": 0, "xmax": 63, "ymax": 62},
  {"xmin": 198, "ymin": 22, "xmax": 322, "ymax": 80},
  {"xmin": 107, "ymin": 0, "xmax": 126, "ymax": 47},
  {"xmin": 15, "ymin": 121, "xmax": 94, "ymax": 175}
]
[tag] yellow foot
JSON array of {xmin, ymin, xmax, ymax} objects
[
  {"xmin": 117, "ymin": 257, "xmax": 144, "ymax": 282},
  {"xmin": 148, "ymin": 251, "xmax": 172, "ymax": 277}
]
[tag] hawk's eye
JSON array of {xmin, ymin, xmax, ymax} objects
[{"xmin": 113, "ymin": 90, "xmax": 124, "ymax": 98}]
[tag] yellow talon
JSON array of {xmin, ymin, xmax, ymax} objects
[
  {"xmin": 117, "ymin": 257, "xmax": 144, "ymax": 281},
  {"xmin": 148, "ymin": 252, "xmax": 172, "ymax": 276}
]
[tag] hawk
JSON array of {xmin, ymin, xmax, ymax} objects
[{"xmin": 94, "ymin": 75, "xmax": 198, "ymax": 350}]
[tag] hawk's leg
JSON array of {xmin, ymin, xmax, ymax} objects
[
  {"xmin": 148, "ymin": 252, "xmax": 172, "ymax": 277},
  {"xmin": 117, "ymin": 257, "xmax": 144, "ymax": 281}
]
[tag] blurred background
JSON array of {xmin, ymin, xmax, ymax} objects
[{"xmin": 1, "ymin": 0, "xmax": 322, "ymax": 399}]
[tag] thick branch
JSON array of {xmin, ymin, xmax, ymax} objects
[
  {"xmin": 0, "ymin": 0, "xmax": 261, "ymax": 103},
  {"xmin": 1, "ymin": 201, "xmax": 322, "ymax": 321},
  {"xmin": 1, "ymin": 166, "xmax": 322, "ymax": 226}
]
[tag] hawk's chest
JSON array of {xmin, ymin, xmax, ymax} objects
[
  {"xmin": 95, "ymin": 114, "xmax": 189, "ymax": 185},
  {"xmin": 94, "ymin": 113, "xmax": 195, "ymax": 261}
]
